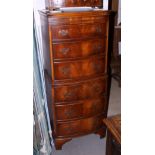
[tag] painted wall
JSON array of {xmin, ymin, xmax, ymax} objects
[{"xmin": 103, "ymin": 0, "xmax": 109, "ymax": 10}]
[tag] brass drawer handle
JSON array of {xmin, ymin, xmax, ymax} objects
[
  {"xmin": 61, "ymin": 48, "xmax": 70, "ymax": 55},
  {"xmin": 94, "ymin": 44, "xmax": 102, "ymax": 51},
  {"xmin": 96, "ymin": 27, "xmax": 102, "ymax": 33},
  {"xmin": 59, "ymin": 29, "xmax": 69, "ymax": 36},
  {"xmin": 64, "ymin": 108, "xmax": 75, "ymax": 118},
  {"xmin": 64, "ymin": 91, "xmax": 73, "ymax": 99},
  {"xmin": 93, "ymin": 84, "xmax": 102, "ymax": 94},
  {"xmin": 60, "ymin": 66, "xmax": 70, "ymax": 76},
  {"xmin": 92, "ymin": 63, "xmax": 101, "ymax": 72}
]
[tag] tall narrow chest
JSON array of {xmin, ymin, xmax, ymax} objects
[{"xmin": 39, "ymin": 1, "xmax": 111, "ymax": 149}]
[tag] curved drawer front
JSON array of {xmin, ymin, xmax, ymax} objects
[
  {"xmin": 54, "ymin": 56, "xmax": 105, "ymax": 80},
  {"xmin": 55, "ymin": 97, "xmax": 106, "ymax": 121},
  {"xmin": 54, "ymin": 77, "xmax": 107, "ymax": 102},
  {"xmin": 52, "ymin": 39, "xmax": 105, "ymax": 59},
  {"xmin": 51, "ymin": 23, "xmax": 106, "ymax": 41},
  {"xmin": 50, "ymin": 15, "xmax": 107, "ymax": 26},
  {"xmin": 56, "ymin": 114, "xmax": 103, "ymax": 137}
]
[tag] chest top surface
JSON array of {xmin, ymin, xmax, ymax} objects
[{"xmin": 39, "ymin": 9, "xmax": 111, "ymax": 17}]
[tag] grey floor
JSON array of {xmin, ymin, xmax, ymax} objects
[{"xmin": 52, "ymin": 79, "xmax": 121, "ymax": 155}]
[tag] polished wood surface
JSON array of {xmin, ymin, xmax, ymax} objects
[
  {"xmin": 51, "ymin": 23, "xmax": 106, "ymax": 41},
  {"xmin": 46, "ymin": 0, "xmax": 103, "ymax": 10},
  {"xmin": 57, "ymin": 114, "xmax": 104, "ymax": 137},
  {"xmin": 103, "ymin": 114, "xmax": 121, "ymax": 155},
  {"xmin": 52, "ymin": 39, "xmax": 106, "ymax": 59},
  {"xmin": 49, "ymin": 15, "xmax": 107, "ymax": 25},
  {"xmin": 54, "ymin": 55, "xmax": 106, "ymax": 80},
  {"xmin": 55, "ymin": 97, "xmax": 106, "ymax": 121},
  {"xmin": 39, "ymin": 10, "xmax": 111, "ymax": 149},
  {"xmin": 54, "ymin": 76, "xmax": 107, "ymax": 102}
]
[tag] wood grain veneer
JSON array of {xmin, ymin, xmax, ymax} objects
[{"xmin": 39, "ymin": 9, "xmax": 111, "ymax": 149}]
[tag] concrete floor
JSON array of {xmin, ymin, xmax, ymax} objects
[{"xmin": 52, "ymin": 79, "xmax": 121, "ymax": 155}]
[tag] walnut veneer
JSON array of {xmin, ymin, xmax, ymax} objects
[
  {"xmin": 39, "ymin": 9, "xmax": 111, "ymax": 149},
  {"xmin": 45, "ymin": 0, "xmax": 103, "ymax": 10}
]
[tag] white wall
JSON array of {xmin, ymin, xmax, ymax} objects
[
  {"xmin": 33, "ymin": 0, "xmax": 45, "ymax": 65},
  {"xmin": 103, "ymin": 0, "xmax": 109, "ymax": 10},
  {"xmin": 33, "ymin": 0, "xmax": 45, "ymax": 27}
]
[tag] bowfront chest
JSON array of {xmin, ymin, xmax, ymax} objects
[{"xmin": 39, "ymin": 3, "xmax": 111, "ymax": 149}]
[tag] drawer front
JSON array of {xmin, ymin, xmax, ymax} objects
[
  {"xmin": 50, "ymin": 0, "xmax": 102, "ymax": 9},
  {"xmin": 56, "ymin": 114, "xmax": 103, "ymax": 137},
  {"xmin": 51, "ymin": 23, "xmax": 106, "ymax": 41},
  {"xmin": 52, "ymin": 39, "xmax": 105, "ymax": 59},
  {"xmin": 54, "ymin": 56, "xmax": 105, "ymax": 80},
  {"xmin": 55, "ymin": 97, "xmax": 106, "ymax": 121},
  {"xmin": 50, "ymin": 16, "xmax": 107, "ymax": 26},
  {"xmin": 54, "ymin": 76, "xmax": 107, "ymax": 102}
]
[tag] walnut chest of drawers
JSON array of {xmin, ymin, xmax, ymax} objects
[{"xmin": 39, "ymin": 9, "xmax": 111, "ymax": 150}]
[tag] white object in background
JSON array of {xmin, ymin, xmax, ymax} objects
[
  {"xmin": 33, "ymin": 0, "xmax": 45, "ymax": 25},
  {"xmin": 117, "ymin": 0, "xmax": 121, "ymax": 25},
  {"xmin": 103, "ymin": 0, "xmax": 109, "ymax": 10},
  {"xmin": 60, "ymin": 7, "xmax": 93, "ymax": 12},
  {"xmin": 118, "ymin": 41, "xmax": 121, "ymax": 55}
]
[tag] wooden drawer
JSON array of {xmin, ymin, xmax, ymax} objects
[
  {"xmin": 55, "ymin": 97, "xmax": 106, "ymax": 121},
  {"xmin": 51, "ymin": 23, "xmax": 106, "ymax": 41},
  {"xmin": 56, "ymin": 114, "xmax": 104, "ymax": 137},
  {"xmin": 54, "ymin": 56, "xmax": 106, "ymax": 80},
  {"xmin": 52, "ymin": 39, "xmax": 105, "ymax": 59},
  {"xmin": 50, "ymin": 15, "xmax": 107, "ymax": 26},
  {"xmin": 54, "ymin": 76, "xmax": 107, "ymax": 102}
]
